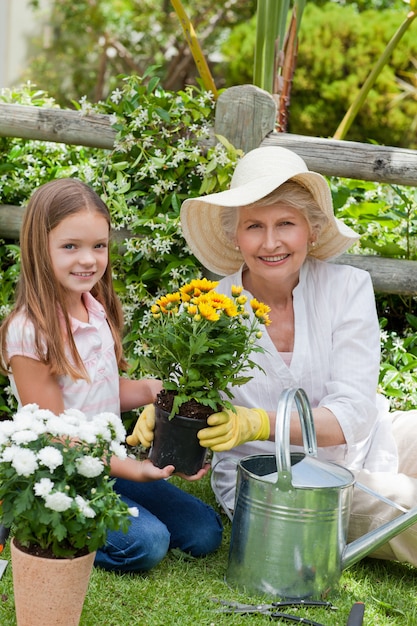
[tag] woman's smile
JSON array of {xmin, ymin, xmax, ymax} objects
[{"xmin": 236, "ymin": 202, "xmax": 311, "ymax": 283}]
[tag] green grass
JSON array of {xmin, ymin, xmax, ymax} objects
[{"xmin": 1, "ymin": 474, "xmax": 417, "ymax": 625}]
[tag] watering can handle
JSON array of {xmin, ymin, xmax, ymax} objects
[{"xmin": 275, "ymin": 387, "xmax": 318, "ymax": 490}]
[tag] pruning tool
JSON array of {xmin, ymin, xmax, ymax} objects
[
  {"xmin": 211, "ymin": 598, "xmax": 338, "ymax": 625},
  {"xmin": 212, "ymin": 598, "xmax": 365, "ymax": 625}
]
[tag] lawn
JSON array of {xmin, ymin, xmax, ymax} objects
[{"xmin": 1, "ymin": 473, "xmax": 417, "ymax": 625}]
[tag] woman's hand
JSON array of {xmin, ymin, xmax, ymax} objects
[{"xmin": 198, "ymin": 406, "xmax": 270, "ymax": 451}]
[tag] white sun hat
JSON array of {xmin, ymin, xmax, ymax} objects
[{"xmin": 180, "ymin": 146, "xmax": 359, "ymax": 276}]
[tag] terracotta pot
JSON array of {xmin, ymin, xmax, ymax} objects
[
  {"xmin": 11, "ymin": 538, "xmax": 96, "ymax": 626},
  {"xmin": 149, "ymin": 405, "xmax": 208, "ymax": 475}
]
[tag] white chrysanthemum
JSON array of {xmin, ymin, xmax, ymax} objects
[
  {"xmin": 12, "ymin": 429, "xmax": 38, "ymax": 445},
  {"xmin": 45, "ymin": 415, "xmax": 79, "ymax": 439},
  {"xmin": 110, "ymin": 442, "xmax": 127, "ymax": 460},
  {"xmin": 128, "ymin": 507, "xmax": 139, "ymax": 518},
  {"xmin": 62, "ymin": 408, "xmax": 85, "ymax": 421},
  {"xmin": 95, "ymin": 413, "xmax": 126, "ymax": 443},
  {"xmin": 76, "ymin": 455, "xmax": 105, "ymax": 478},
  {"xmin": 1, "ymin": 413, "xmax": 37, "ymax": 437},
  {"xmin": 11, "ymin": 447, "xmax": 38, "ymax": 477},
  {"xmin": 38, "ymin": 446, "xmax": 64, "ymax": 472},
  {"xmin": 44, "ymin": 491, "xmax": 73, "ymax": 512},
  {"xmin": 33, "ymin": 408, "xmax": 57, "ymax": 421},
  {"xmin": 19, "ymin": 403, "xmax": 40, "ymax": 414},
  {"xmin": 76, "ymin": 422, "xmax": 99, "ymax": 444},
  {"xmin": 75, "ymin": 496, "xmax": 96, "ymax": 518},
  {"xmin": 34, "ymin": 477, "xmax": 54, "ymax": 497}
]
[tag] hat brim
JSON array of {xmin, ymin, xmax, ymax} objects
[{"xmin": 180, "ymin": 170, "xmax": 359, "ymax": 276}]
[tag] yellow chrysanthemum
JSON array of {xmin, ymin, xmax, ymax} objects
[
  {"xmin": 198, "ymin": 302, "xmax": 220, "ymax": 322},
  {"xmin": 201, "ymin": 292, "xmax": 233, "ymax": 311},
  {"xmin": 224, "ymin": 303, "xmax": 238, "ymax": 317},
  {"xmin": 250, "ymin": 298, "xmax": 271, "ymax": 326},
  {"xmin": 187, "ymin": 304, "xmax": 198, "ymax": 316},
  {"xmin": 180, "ymin": 278, "xmax": 219, "ymax": 301},
  {"xmin": 231, "ymin": 284, "xmax": 243, "ymax": 297},
  {"xmin": 155, "ymin": 292, "xmax": 181, "ymax": 314}
]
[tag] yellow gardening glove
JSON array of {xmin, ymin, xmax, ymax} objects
[
  {"xmin": 197, "ymin": 406, "xmax": 270, "ymax": 452},
  {"xmin": 126, "ymin": 404, "xmax": 155, "ymax": 448}
]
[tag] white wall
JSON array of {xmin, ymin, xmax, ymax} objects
[{"xmin": 0, "ymin": 0, "xmax": 51, "ymax": 88}]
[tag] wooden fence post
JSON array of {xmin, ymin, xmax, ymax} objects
[{"xmin": 214, "ymin": 85, "xmax": 276, "ymax": 153}]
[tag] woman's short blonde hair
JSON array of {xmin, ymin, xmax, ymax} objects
[{"xmin": 221, "ymin": 180, "xmax": 329, "ymax": 243}]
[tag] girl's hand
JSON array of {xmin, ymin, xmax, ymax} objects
[
  {"xmin": 175, "ymin": 462, "xmax": 211, "ymax": 482},
  {"xmin": 139, "ymin": 459, "xmax": 175, "ymax": 481}
]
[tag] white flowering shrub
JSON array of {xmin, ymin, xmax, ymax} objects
[
  {"xmin": 0, "ymin": 77, "xmax": 417, "ymax": 413},
  {"xmin": 0, "ymin": 78, "xmax": 240, "ymax": 421},
  {"xmin": 0, "ymin": 405, "xmax": 132, "ymax": 557},
  {"xmin": 333, "ymin": 178, "xmax": 417, "ymax": 410},
  {"xmin": 81, "ymin": 72, "xmax": 242, "ymax": 381}
]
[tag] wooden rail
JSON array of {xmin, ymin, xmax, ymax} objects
[
  {"xmin": 1, "ymin": 85, "xmax": 417, "ymax": 294},
  {"xmin": 0, "ymin": 103, "xmax": 115, "ymax": 149}
]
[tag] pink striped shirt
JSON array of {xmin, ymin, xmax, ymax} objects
[{"xmin": 5, "ymin": 292, "xmax": 120, "ymax": 417}]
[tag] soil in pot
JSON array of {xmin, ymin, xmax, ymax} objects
[{"xmin": 149, "ymin": 390, "xmax": 216, "ymax": 475}]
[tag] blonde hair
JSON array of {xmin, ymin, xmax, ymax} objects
[
  {"xmin": 221, "ymin": 180, "xmax": 329, "ymax": 243},
  {"xmin": 0, "ymin": 178, "xmax": 127, "ymax": 380}
]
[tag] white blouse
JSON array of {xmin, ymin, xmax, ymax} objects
[{"xmin": 212, "ymin": 258, "xmax": 398, "ymax": 509}]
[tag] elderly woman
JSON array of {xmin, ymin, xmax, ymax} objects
[{"xmin": 132, "ymin": 146, "xmax": 417, "ymax": 565}]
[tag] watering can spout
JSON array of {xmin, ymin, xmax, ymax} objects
[{"xmin": 342, "ymin": 504, "xmax": 417, "ymax": 570}]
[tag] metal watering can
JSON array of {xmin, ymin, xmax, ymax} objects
[{"xmin": 226, "ymin": 387, "xmax": 417, "ymax": 599}]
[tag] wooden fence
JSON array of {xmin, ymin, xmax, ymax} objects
[{"xmin": 1, "ymin": 84, "xmax": 417, "ymax": 294}]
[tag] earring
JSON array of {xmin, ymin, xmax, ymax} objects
[
  {"xmin": 235, "ymin": 245, "xmax": 240, "ymax": 251},
  {"xmin": 310, "ymin": 241, "xmax": 316, "ymax": 247}
]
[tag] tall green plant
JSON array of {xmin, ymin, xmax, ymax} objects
[
  {"xmin": 170, "ymin": 0, "xmax": 219, "ymax": 97},
  {"xmin": 334, "ymin": 1, "xmax": 417, "ymax": 140},
  {"xmin": 253, "ymin": 0, "xmax": 306, "ymax": 130},
  {"xmin": 253, "ymin": 0, "xmax": 290, "ymax": 92}
]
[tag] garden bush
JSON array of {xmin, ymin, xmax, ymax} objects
[
  {"xmin": 220, "ymin": 2, "xmax": 417, "ymax": 148},
  {"xmin": 0, "ymin": 75, "xmax": 416, "ymax": 417}
]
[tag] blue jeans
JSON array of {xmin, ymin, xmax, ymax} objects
[{"xmin": 94, "ymin": 478, "xmax": 223, "ymax": 573}]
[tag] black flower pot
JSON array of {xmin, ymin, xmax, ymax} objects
[{"xmin": 148, "ymin": 405, "xmax": 208, "ymax": 475}]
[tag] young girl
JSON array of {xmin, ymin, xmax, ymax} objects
[{"xmin": 0, "ymin": 178, "xmax": 223, "ymax": 572}]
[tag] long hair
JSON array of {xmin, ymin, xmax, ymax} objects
[{"xmin": 0, "ymin": 178, "xmax": 127, "ymax": 379}]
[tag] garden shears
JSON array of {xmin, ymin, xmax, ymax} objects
[{"xmin": 212, "ymin": 598, "xmax": 365, "ymax": 625}]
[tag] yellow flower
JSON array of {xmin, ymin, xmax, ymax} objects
[
  {"xmin": 231, "ymin": 284, "xmax": 243, "ymax": 297},
  {"xmin": 155, "ymin": 292, "xmax": 181, "ymax": 313},
  {"xmin": 250, "ymin": 298, "xmax": 271, "ymax": 326},
  {"xmin": 140, "ymin": 278, "xmax": 271, "ymax": 416},
  {"xmin": 198, "ymin": 302, "xmax": 220, "ymax": 321},
  {"xmin": 180, "ymin": 278, "xmax": 219, "ymax": 301}
]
